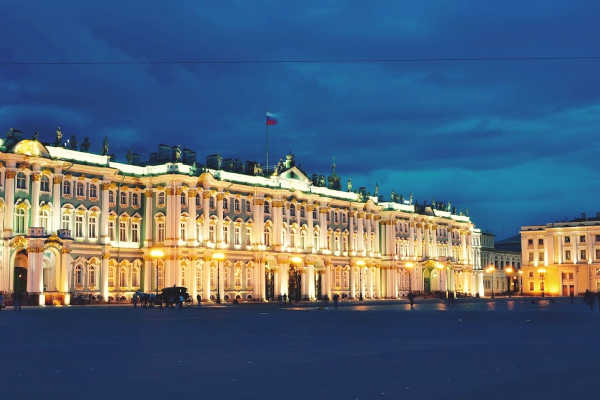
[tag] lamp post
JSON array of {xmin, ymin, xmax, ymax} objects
[
  {"xmin": 518, "ymin": 270, "xmax": 523, "ymax": 296},
  {"xmin": 357, "ymin": 260, "xmax": 365, "ymax": 301},
  {"xmin": 405, "ymin": 262, "xmax": 414, "ymax": 296},
  {"xmin": 537, "ymin": 267, "xmax": 546, "ymax": 297},
  {"xmin": 212, "ymin": 252, "xmax": 225, "ymax": 303},
  {"xmin": 504, "ymin": 265, "xmax": 513, "ymax": 297},
  {"xmin": 149, "ymin": 248, "xmax": 165, "ymax": 296},
  {"xmin": 486, "ymin": 265, "xmax": 496, "ymax": 299}
]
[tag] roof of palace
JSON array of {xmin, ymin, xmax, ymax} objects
[{"xmin": 0, "ymin": 130, "xmax": 473, "ymax": 223}]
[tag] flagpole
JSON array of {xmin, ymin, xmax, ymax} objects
[{"xmin": 265, "ymin": 119, "xmax": 269, "ymax": 174}]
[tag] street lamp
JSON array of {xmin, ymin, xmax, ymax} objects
[
  {"xmin": 504, "ymin": 265, "xmax": 513, "ymax": 297},
  {"xmin": 537, "ymin": 267, "xmax": 546, "ymax": 297},
  {"xmin": 518, "ymin": 270, "xmax": 523, "ymax": 296},
  {"xmin": 212, "ymin": 252, "xmax": 225, "ymax": 303},
  {"xmin": 357, "ymin": 260, "xmax": 365, "ymax": 301},
  {"xmin": 405, "ymin": 262, "xmax": 414, "ymax": 296},
  {"xmin": 149, "ymin": 248, "xmax": 165, "ymax": 296},
  {"xmin": 486, "ymin": 265, "xmax": 496, "ymax": 299}
]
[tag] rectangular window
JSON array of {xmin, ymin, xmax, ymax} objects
[
  {"xmin": 538, "ymin": 238, "xmax": 544, "ymax": 246},
  {"xmin": 580, "ymin": 235, "xmax": 586, "ymax": 243},
  {"xmin": 581, "ymin": 250, "xmax": 586, "ymax": 260},
  {"xmin": 264, "ymin": 202, "xmax": 270, "ymax": 213},
  {"xmin": 538, "ymin": 252, "xmax": 544, "ymax": 262},
  {"xmin": 40, "ymin": 177, "xmax": 50, "ymax": 192},
  {"xmin": 529, "ymin": 281, "xmax": 534, "ymax": 291},
  {"xmin": 540, "ymin": 281, "xmax": 545, "ymax": 291},
  {"xmin": 596, "ymin": 235, "xmax": 600, "ymax": 242},
  {"xmin": 75, "ymin": 215, "xmax": 84, "ymax": 238},
  {"xmin": 132, "ymin": 193, "xmax": 139, "ymax": 207},
  {"xmin": 108, "ymin": 221, "xmax": 115, "ymax": 241},
  {"xmin": 61, "ymin": 214, "xmax": 71, "ymax": 231},
  {"xmin": 88, "ymin": 217, "xmax": 97, "ymax": 239},
  {"xmin": 528, "ymin": 239, "xmax": 533, "ymax": 246},
  {"xmin": 63, "ymin": 181, "xmax": 71, "ymax": 195},
  {"xmin": 158, "ymin": 223, "xmax": 165, "ymax": 242},
  {"xmin": 246, "ymin": 200, "xmax": 251, "ymax": 213},
  {"xmin": 131, "ymin": 223, "xmax": 139, "ymax": 243},
  {"xmin": 89, "ymin": 184, "xmax": 97, "ymax": 199},
  {"xmin": 596, "ymin": 249, "xmax": 600, "ymax": 260},
  {"xmin": 564, "ymin": 236, "xmax": 570, "ymax": 243},
  {"xmin": 120, "ymin": 191, "xmax": 127, "ymax": 206},
  {"xmin": 528, "ymin": 271, "xmax": 534, "ymax": 279},
  {"xmin": 119, "ymin": 222, "xmax": 127, "ymax": 242},
  {"xmin": 209, "ymin": 225, "xmax": 215, "ymax": 242},
  {"xmin": 181, "ymin": 193, "xmax": 186, "ymax": 205},
  {"xmin": 210, "ymin": 197, "xmax": 215, "ymax": 209},
  {"xmin": 565, "ymin": 250, "xmax": 571, "ymax": 261},
  {"xmin": 180, "ymin": 222, "xmax": 186, "ymax": 241},
  {"xmin": 108, "ymin": 191, "xmax": 114, "ymax": 204},
  {"xmin": 569, "ymin": 272, "xmax": 574, "ymax": 280},
  {"xmin": 76, "ymin": 183, "xmax": 85, "ymax": 197}
]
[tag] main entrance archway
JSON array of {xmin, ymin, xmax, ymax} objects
[
  {"xmin": 288, "ymin": 266, "xmax": 301, "ymax": 302},
  {"xmin": 13, "ymin": 249, "xmax": 28, "ymax": 294}
]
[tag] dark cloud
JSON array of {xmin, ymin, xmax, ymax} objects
[{"xmin": 2, "ymin": 0, "xmax": 600, "ymax": 238}]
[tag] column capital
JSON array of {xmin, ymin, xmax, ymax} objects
[
  {"xmin": 188, "ymin": 189, "xmax": 197, "ymax": 197},
  {"xmin": 5, "ymin": 170, "xmax": 16, "ymax": 179},
  {"xmin": 145, "ymin": 190, "xmax": 153, "ymax": 198},
  {"xmin": 53, "ymin": 175, "xmax": 63, "ymax": 184},
  {"xmin": 31, "ymin": 173, "xmax": 41, "ymax": 181},
  {"xmin": 202, "ymin": 191, "xmax": 212, "ymax": 199},
  {"xmin": 101, "ymin": 182, "xmax": 111, "ymax": 191},
  {"xmin": 166, "ymin": 187, "xmax": 175, "ymax": 196}
]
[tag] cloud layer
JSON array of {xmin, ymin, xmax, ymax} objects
[{"xmin": 2, "ymin": 0, "xmax": 600, "ymax": 238}]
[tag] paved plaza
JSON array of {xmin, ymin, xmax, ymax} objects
[{"xmin": 1, "ymin": 299, "xmax": 599, "ymax": 399}]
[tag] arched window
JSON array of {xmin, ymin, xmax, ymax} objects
[
  {"xmin": 131, "ymin": 222, "xmax": 139, "ymax": 243},
  {"xmin": 234, "ymin": 266, "xmax": 241, "ymax": 288},
  {"xmin": 290, "ymin": 229, "xmax": 296, "ymax": 248},
  {"xmin": 88, "ymin": 265, "xmax": 97, "ymax": 288},
  {"xmin": 156, "ymin": 262, "xmax": 165, "ymax": 290},
  {"xmin": 40, "ymin": 176, "xmax": 50, "ymax": 192},
  {"xmin": 195, "ymin": 266, "xmax": 203, "ymax": 291},
  {"xmin": 108, "ymin": 266, "xmax": 115, "ymax": 288},
  {"xmin": 335, "ymin": 267, "xmax": 342, "ymax": 288},
  {"xmin": 181, "ymin": 193, "xmax": 186, "ymax": 205},
  {"xmin": 119, "ymin": 268, "xmax": 127, "ymax": 288},
  {"xmin": 264, "ymin": 201, "xmax": 270, "ymax": 213},
  {"xmin": 196, "ymin": 193, "xmax": 201, "ymax": 207},
  {"xmin": 209, "ymin": 197, "xmax": 215, "ymax": 209},
  {"xmin": 264, "ymin": 227, "xmax": 271, "ymax": 247},
  {"xmin": 335, "ymin": 234, "xmax": 340, "ymax": 252},
  {"xmin": 281, "ymin": 229, "xmax": 287, "ymax": 247},
  {"xmin": 157, "ymin": 192, "xmax": 165, "ymax": 206},
  {"xmin": 245, "ymin": 227, "xmax": 252, "ymax": 246},
  {"xmin": 290, "ymin": 204, "xmax": 296, "ymax": 217},
  {"xmin": 16, "ymin": 172, "xmax": 26, "ymax": 189},
  {"xmin": 223, "ymin": 198, "xmax": 228, "ymax": 209},
  {"xmin": 40, "ymin": 210, "xmax": 49, "ymax": 232},
  {"xmin": 300, "ymin": 207, "xmax": 305, "ymax": 218},
  {"xmin": 74, "ymin": 265, "xmax": 83, "ymax": 288},
  {"xmin": 223, "ymin": 224, "xmax": 230, "ymax": 244},
  {"xmin": 15, "ymin": 208, "xmax": 26, "ymax": 234},
  {"xmin": 108, "ymin": 190, "xmax": 114, "ymax": 204},
  {"xmin": 209, "ymin": 224, "xmax": 215, "ymax": 242},
  {"xmin": 300, "ymin": 230, "xmax": 306, "ymax": 249},
  {"xmin": 234, "ymin": 226, "xmax": 241, "ymax": 245},
  {"xmin": 77, "ymin": 182, "xmax": 85, "ymax": 197},
  {"xmin": 89, "ymin": 184, "xmax": 97, "ymax": 199},
  {"xmin": 132, "ymin": 267, "xmax": 140, "ymax": 288},
  {"xmin": 313, "ymin": 230, "xmax": 319, "ymax": 250},
  {"xmin": 246, "ymin": 265, "xmax": 253, "ymax": 288},
  {"xmin": 234, "ymin": 199, "xmax": 240, "ymax": 212},
  {"xmin": 120, "ymin": 191, "xmax": 127, "ymax": 206},
  {"xmin": 312, "ymin": 209, "xmax": 317, "ymax": 219}
]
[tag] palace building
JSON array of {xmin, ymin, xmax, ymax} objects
[
  {"xmin": 0, "ymin": 128, "xmax": 484, "ymax": 305},
  {"xmin": 521, "ymin": 215, "xmax": 600, "ymax": 296}
]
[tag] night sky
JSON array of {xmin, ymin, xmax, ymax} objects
[{"xmin": 2, "ymin": 1, "xmax": 600, "ymax": 239}]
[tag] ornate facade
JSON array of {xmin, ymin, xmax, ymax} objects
[{"xmin": 0, "ymin": 131, "xmax": 484, "ymax": 305}]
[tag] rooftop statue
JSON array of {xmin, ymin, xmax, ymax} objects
[
  {"xmin": 102, "ymin": 136, "xmax": 109, "ymax": 156},
  {"xmin": 409, "ymin": 193, "xmax": 414, "ymax": 205},
  {"xmin": 347, "ymin": 177, "xmax": 352, "ymax": 192},
  {"xmin": 175, "ymin": 145, "xmax": 182, "ymax": 162},
  {"xmin": 81, "ymin": 137, "xmax": 91, "ymax": 152},
  {"xmin": 55, "ymin": 126, "xmax": 62, "ymax": 146}
]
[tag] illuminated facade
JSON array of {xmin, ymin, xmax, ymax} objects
[
  {"xmin": 0, "ymin": 129, "xmax": 483, "ymax": 305},
  {"xmin": 521, "ymin": 219, "xmax": 600, "ymax": 296},
  {"xmin": 480, "ymin": 232, "xmax": 521, "ymax": 295}
]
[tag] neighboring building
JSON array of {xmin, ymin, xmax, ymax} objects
[
  {"xmin": 522, "ymin": 216, "xmax": 600, "ymax": 296},
  {"xmin": 481, "ymin": 232, "xmax": 522, "ymax": 296},
  {"xmin": 0, "ymin": 128, "xmax": 484, "ymax": 305}
]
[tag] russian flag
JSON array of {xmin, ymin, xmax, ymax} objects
[{"xmin": 266, "ymin": 112, "xmax": 278, "ymax": 126}]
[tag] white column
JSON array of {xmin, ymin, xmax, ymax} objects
[
  {"xmin": 4, "ymin": 168, "xmax": 15, "ymax": 234},
  {"xmin": 216, "ymin": 192, "xmax": 224, "ymax": 245},
  {"xmin": 357, "ymin": 212, "xmax": 365, "ymax": 252},
  {"xmin": 319, "ymin": 206, "xmax": 328, "ymax": 250},
  {"xmin": 31, "ymin": 169, "xmax": 41, "ymax": 228},
  {"xmin": 203, "ymin": 259, "xmax": 211, "ymax": 301},
  {"xmin": 144, "ymin": 188, "xmax": 153, "ymax": 246},
  {"xmin": 188, "ymin": 189, "xmax": 197, "ymax": 243},
  {"xmin": 348, "ymin": 211, "xmax": 354, "ymax": 253},
  {"xmin": 52, "ymin": 172, "xmax": 62, "ymax": 233},
  {"xmin": 307, "ymin": 265, "xmax": 315, "ymax": 300},
  {"xmin": 273, "ymin": 200, "xmax": 283, "ymax": 248},
  {"xmin": 143, "ymin": 260, "xmax": 152, "ymax": 292},
  {"xmin": 100, "ymin": 182, "xmax": 110, "ymax": 244},
  {"xmin": 175, "ymin": 187, "xmax": 182, "ymax": 242},
  {"xmin": 279, "ymin": 264, "xmax": 288, "ymax": 297},
  {"xmin": 101, "ymin": 253, "xmax": 109, "ymax": 300},
  {"xmin": 349, "ymin": 266, "xmax": 355, "ymax": 298},
  {"xmin": 202, "ymin": 190, "xmax": 210, "ymax": 243},
  {"xmin": 218, "ymin": 261, "xmax": 224, "ymax": 301},
  {"xmin": 326, "ymin": 264, "xmax": 332, "ymax": 299},
  {"xmin": 253, "ymin": 197, "xmax": 264, "ymax": 246},
  {"xmin": 307, "ymin": 205, "xmax": 314, "ymax": 251}
]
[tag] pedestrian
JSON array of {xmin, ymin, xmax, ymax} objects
[
  {"xmin": 282, "ymin": 294, "xmax": 287, "ymax": 304},
  {"xmin": 178, "ymin": 295, "xmax": 184, "ymax": 309},
  {"xmin": 13, "ymin": 292, "xmax": 22, "ymax": 311},
  {"xmin": 133, "ymin": 294, "xmax": 138, "ymax": 308},
  {"xmin": 0, "ymin": 291, "xmax": 4, "ymax": 311},
  {"xmin": 570, "ymin": 291, "xmax": 574, "ymax": 304},
  {"xmin": 196, "ymin": 294, "xmax": 201, "ymax": 306},
  {"xmin": 408, "ymin": 292, "xmax": 414, "ymax": 308},
  {"xmin": 334, "ymin": 294, "xmax": 339, "ymax": 309}
]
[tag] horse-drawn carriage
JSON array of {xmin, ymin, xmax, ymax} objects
[{"xmin": 134, "ymin": 286, "xmax": 191, "ymax": 308}]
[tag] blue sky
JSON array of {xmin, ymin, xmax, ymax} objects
[{"xmin": 2, "ymin": 0, "xmax": 600, "ymax": 238}]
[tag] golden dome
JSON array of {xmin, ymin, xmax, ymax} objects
[{"xmin": 13, "ymin": 139, "xmax": 50, "ymax": 158}]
